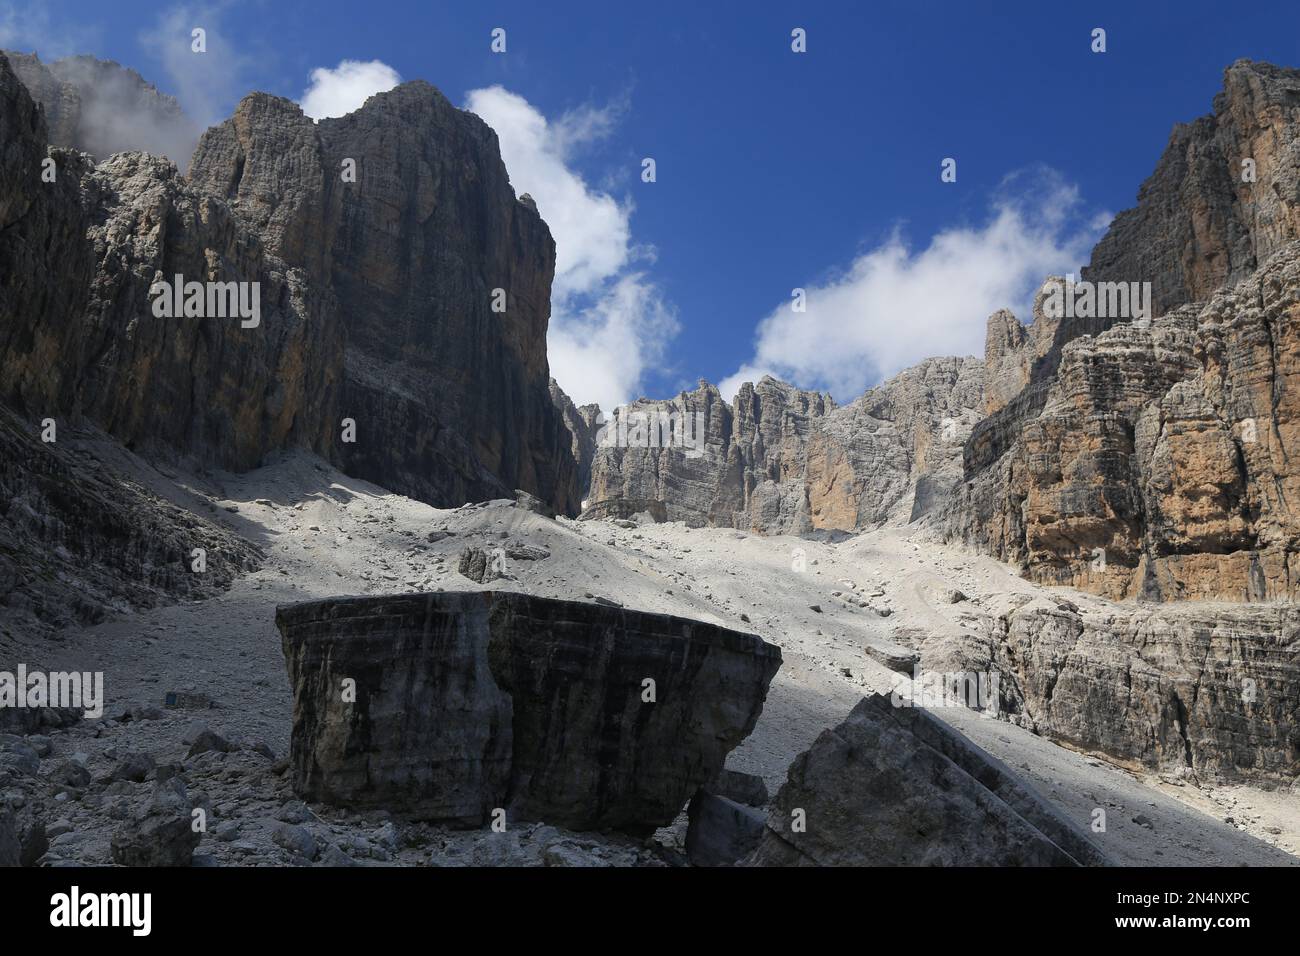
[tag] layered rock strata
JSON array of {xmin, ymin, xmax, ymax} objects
[
  {"xmin": 950, "ymin": 61, "xmax": 1300, "ymax": 602},
  {"xmin": 276, "ymin": 591, "xmax": 781, "ymax": 832},
  {"xmin": 188, "ymin": 85, "xmax": 580, "ymax": 514},
  {"xmin": 583, "ymin": 359, "xmax": 984, "ymax": 532},
  {"xmin": 921, "ymin": 596, "xmax": 1300, "ymax": 782},
  {"xmin": 2, "ymin": 52, "xmax": 578, "ymax": 515}
]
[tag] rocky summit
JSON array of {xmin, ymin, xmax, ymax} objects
[{"xmin": 1, "ymin": 51, "xmax": 578, "ymax": 519}]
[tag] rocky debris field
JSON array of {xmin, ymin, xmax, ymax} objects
[{"xmin": 3, "ymin": 450, "xmax": 1298, "ymax": 867}]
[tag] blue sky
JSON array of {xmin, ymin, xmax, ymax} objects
[{"xmin": 4, "ymin": 0, "xmax": 1298, "ymax": 409}]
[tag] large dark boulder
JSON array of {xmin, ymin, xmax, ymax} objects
[{"xmin": 276, "ymin": 591, "xmax": 781, "ymax": 833}]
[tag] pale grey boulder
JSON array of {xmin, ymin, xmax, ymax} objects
[{"xmin": 457, "ymin": 547, "xmax": 507, "ymax": 583}]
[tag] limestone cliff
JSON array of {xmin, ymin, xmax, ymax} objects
[
  {"xmin": 922, "ymin": 596, "xmax": 1300, "ymax": 782},
  {"xmin": 582, "ymin": 358, "xmax": 985, "ymax": 532},
  {"xmin": 1, "ymin": 53, "xmax": 578, "ymax": 513},
  {"xmin": 948, "ymin": 60, "xmax": 1300, "ymax": 602},
  {"xmin": 188, "ymin": 86, "xmax": 580, "ymax": 514},
  {"xmin": 0, "ymin": 51, "xmax": 580, "ymax": 631},
  {"xmin": 1084, "ymin": 59, "xmax": 1300, "ymax": 316}
]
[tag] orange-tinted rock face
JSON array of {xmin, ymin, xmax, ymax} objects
[
  {"xmin": 949, "ymin": 60, "xmax": 1300, "ymax": 602},
  {"xmin": 1085, "ymin": 60, "xmax": 1300, "ymax": 317},
  {"xmin": 952, "ymin": 245, "xmax": 1300, "ymax": 601}
]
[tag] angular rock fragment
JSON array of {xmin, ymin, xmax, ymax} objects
[
  {"xmin": 277, "ymin": 591, "xmax": 781, "ymax": 833},
  {"xmin": 105, "ymin": 752, "xmax": 157, "ymax": 784},
  {"xmin": 747, "ymin": 694, "xmax": 1110, "ymax": 867},
  {"xmin": 0, "ymin": 736, "xmax": 40, "ymax": 777},
  {"xmin": 272, "ymin": 823, "xmax": 318, "ymax": 861},
  {"xmin": 513, "ymin": 489, "xmax": 556, "ymax": 519},
  {"xmin": 110, "ymin": 778, "xmax": 202, "ymax": 867},
  {"xmin": 864, "ymin": 640, "xmax": 920, "ymax": 675},
  {"xmin": 457, "ymin": 547, "xmax": 506, "ymax": 583},
  {"xmin": 686, "ymin": 791, "xmax": 766, "ymax": 867},
  {"xmin": 709, "ymin": 768, "xmax": 769, "ymax": 807},
  {"xmin": 187, "ymin": 730, "xmax": 233, "ymax": 758},
  {"xmin": 0, "ymin": 793, "xmax": 46, "ymax": 867},
  {"xmin": 504, "ymin": 544, "xmax": 550, "ymax": 561}
]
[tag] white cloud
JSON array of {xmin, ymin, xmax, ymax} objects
[
  {"xmin": 465, "ymin": 86, "xmax": 675, "ymax": 411},
  {"xmin": 139, "ymin": 3, "xmax": 252, "ymax": 129},
  {"xmin": 719, "ymin": 169, "xmax": 1107, "ymax": 402},
  {"xmin": 547, "ymin": 274, "xmax": 678, "ymax": 413},
  {"xmin": 300, "ymin": 59, "xmax": 401, "ymax": 120},
  {"xmin": 717, "ymin": 364, "xmax": 780, "ymax": 405}
]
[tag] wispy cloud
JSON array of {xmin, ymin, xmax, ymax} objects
[
  {"xmin": 465, "ymin": 86, "xmax": 676, "ymax": 411},
  {"xmin": 719, "ymin": 168, "xmax": 1109, "ymax": 402},
  {"xmin": 138, "ymin": 2, "xmax": 253, "ymax": 128}
]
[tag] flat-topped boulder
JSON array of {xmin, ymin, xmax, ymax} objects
[{"xmin": 276, "ymin": 591, "xmax": 782, "ymax": 832}]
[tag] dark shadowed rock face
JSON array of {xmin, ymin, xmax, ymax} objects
[
  {"xmin": 0, "ymin": 55, "xmax": 96, "ymax": 415},
  {"xmin": 686, "ymin": 790, "xmax": 765, "ymax": 866},
  {"xmin": 746, "ymin": 694, "xmax": 1110, "ymax": 867},
  {"xmin": 1, "ymin": 50, "xmax": 579, "ymax": 625},
  {"xmin": 188, "ymin": 86, "xmax": 580, "ymax": 515},
  {"xmin": 276, "ymin": 591, "xmax": 781, "ymax": 832},
  {"xmin": 0, "ymin": 407, "xmax": 262, "ymax": 635},
  {"xmin": 0, "ymin": 52, "xmax": 341, "ymax": 471},
  {"xmin": 0, "ymin": 54, "xmax": 263, "ymax": 632},
  {"xmin": 2, "ymin": 55, "xmax": 577, "ymax": 516},
  {"xmin": 550, "ymin": 379, "xmax": 600, "ymax": 500}
]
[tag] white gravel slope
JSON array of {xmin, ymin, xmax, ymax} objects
[{"xmin": 14, "ymin": 450, "xmax": 1299, "ymax": 867}]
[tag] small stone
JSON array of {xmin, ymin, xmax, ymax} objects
[
  {"xmin": 187, "ymin": 730, "xmax": 233, "ymax": 758},
  {"xmin": 276, "ymin": 800, "xmax": 314, "ymax": 824},
  {"xmin": 272, "ymin": 823, "xmax": 318, "ymax": 861}
]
